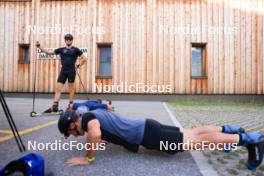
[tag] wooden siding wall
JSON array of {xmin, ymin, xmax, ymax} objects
[{"xmin": 0, "ymin": 0, "xmax": 263, "ymax": 94}]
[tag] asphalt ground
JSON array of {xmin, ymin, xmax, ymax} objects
[{"xmin": 0, "ymin": 98, "xmax": 202, "ymax": 176}]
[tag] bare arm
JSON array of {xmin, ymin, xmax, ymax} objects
[
  {"xmin": 77, "ymin": 53, "xmax": 87, "ymax": 68},
  {"xmin": 65, "ymin": 119, "xmax": 101, "ymax": 167},
  {"xmin": 86, "ymin": 119, "xmax": 101, "ymax": 158},
  {"xmin": 36, "ymin": 41, "xmax": 56, "ymax": 55}
]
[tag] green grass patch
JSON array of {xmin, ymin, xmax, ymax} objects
[
  {"xmin": 203, "ymin": 152, "xmax": 211, "ymax": 158},
  {"xmin": 229, "ymin": 152, "xmax": 240, "ymax": 157},
  {"xmin": 259, "ymin": 165, "xmax": 264, "ymax": 172},
  {"xmin": 239, "ymin": 159, "xmax": 246, "ymax": 165},
  {"xmin": 227, "ymin": 168, "xmax": 239, "ymax": 175},
  {"xmin": 217, "ymin": 158, "xmax": 228, "ymax": 164},
  {"xmin": 169, "ymin": 101, "xmax": 264, "ymax": 108},
  {"xmin": 223, "ymin": 155, "xmax": 233, "ymax": 160},
  {"xmin": 235, "ymin": 163, "xmax": 245, "ymax": 170},
  {"xmin": 211, "ymin": 150, "xmax": 220, "ymax": 155},
  {"xmin": 254, "ymin": 172, "xmax": 264, "ymax": 176}
]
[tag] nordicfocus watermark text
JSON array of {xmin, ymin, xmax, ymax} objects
[
  {"xmin": 160, "ymin": 24, "xmax": 237, "ymax": 35},
  {"xmin": 27, "ymin": 140, "xmax": 106, "ymax": 151},
  {"xmin": 160, "ymin": 141, "xmax": 238, "ymax": 151},
  {"xmin": 94, "ymin": 82, "xmax": 172, "ymax": 93},
  {"xmin": 26, "ymin": 24, "xmax": 105, "ymax": 35}
]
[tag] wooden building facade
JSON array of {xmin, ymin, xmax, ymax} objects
[{"xmin": 0, "ymin": 0, "xmax": 263, "ymax": 94}]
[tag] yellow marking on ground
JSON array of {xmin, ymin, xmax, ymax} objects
[
  {"xmin": 0, "ymin": 130, "xmax": 13, "ymax": 134},
  {"xmin": 0, "ymin": 120, "xmax": 58, "ymax": 143}
]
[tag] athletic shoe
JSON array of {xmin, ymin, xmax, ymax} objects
[
  {"xmin": 240, "ymin": 132, "xmax": 264, "ymax": 147},
  {"xmin": 223, "ymin": 125, "xmax": 245, "ymax": 153},
  {"xmin": 43, "ymin": 104, "xmax": 58, "ymax": 113},
  {"xmin": 246, "ymin": 135, "xmax": 264, "ymax": 171},
  {"xmin": 223, "ymin": 125, "xmax": 245, "ymax": 134}
]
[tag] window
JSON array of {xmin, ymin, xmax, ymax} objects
[
  {"xmin": 18, "ymin": 44, "xmax": 30, "ymax": 64},
  {"xmin": 97, "ymin": 43, "xmax": 112, "ymax": 77},
  {"xmin": 191, "ymin": 43, "xmax": 207, "ymax": 78}
]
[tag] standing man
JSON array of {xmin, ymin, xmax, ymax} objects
[{"xmin": 36, "ymin": 34, "xmax": 87, "ymax": 113}]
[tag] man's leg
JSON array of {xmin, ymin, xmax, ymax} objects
[
  {"xmin": 68, "ymin": 82, "xmax": 75, "ymax": 107},
  {"xmin": 67, "ymin": 68, "xmax": 76, "ymax": 107},
  {"xmin": 43, "ymin": 69, "xmax": 66, "ymax": 113},
  {"xmin": 43, "ymin": 82, "xmax": 63, "ymax": 113},
  {"xmin": 54, "ymin": 82, "xmax": 64, "ymax": 103},
  {"xmin": 181, "ymin": 125, "xmax": 222, "ymax": 134},
  {"xmin": 181, "ymin": 125, "xmax": 244, "ymax": 135},
  {"xmin": 182, "ymin": 131, "xmax": 239, "ymax": 149}
]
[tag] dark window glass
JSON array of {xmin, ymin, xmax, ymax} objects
[
  {"xmin": 191, "ymin": 47, "xmax": 202, "ymax": 76},
  {"xmin": 99, "ymin": 46, "xmax": 111, "ymax": 76},
  {"xmin": 18, "ymin": 44, "xmax": 30, "ymax": 64},
  {"xmin": 191, "ymin": 43, "xmax": 206, "ymax": 78}
]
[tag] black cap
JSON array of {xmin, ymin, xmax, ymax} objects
[
  {"xmin": 58, "ymin": 110, "xmax": 78, "ymax": 137},
  {"xmin": 64, "ymin": 34, "xmax": 73, "ymax": 41}
]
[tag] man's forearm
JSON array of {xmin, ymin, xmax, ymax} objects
[
  {"xmin": 86, "ymin": 133, "xmax": 101, "ymax": 158},
  {"xmin": 79, "ymin": 57, "xmax": 87, "ymax": 67},
  {"xmin": 39, "ymin": 46, "xmax": 55, "ymax": 55}
]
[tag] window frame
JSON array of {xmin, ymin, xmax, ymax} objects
[
  {"xmin": 96, "ymin": 42, "xmax": 113, "ymax": 79},
  {"xmin": 18, "ymin": 44, "xmax": 30, "ymax": 64},
  {"xmin": 190, "ymin": 43, "xmax": 207, "ymax": 79}
]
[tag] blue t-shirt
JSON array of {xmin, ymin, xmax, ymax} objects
[
  {"xmin": 82, "ymin": 109, "xmax": 146, "ymax": 145},
  {"xmin": 73, "ymin": 101, "xmax": 107, "ymax": 111}
]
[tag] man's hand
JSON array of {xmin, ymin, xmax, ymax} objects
[
  {"xmin": 35, "ymin": 42, "xmax": 55, "ymax": 55},
  {"xmin": 107, "ymin": 104, "xmax": 113, "ymax": 111},
  {"xmin": 36, "ymin": 41, "xmax": 40, "ymax": 48},
  {"xmin": 66, "ymin": 156, "xmax": 89, "ymax": 167}
]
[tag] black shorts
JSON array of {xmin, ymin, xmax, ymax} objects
[
  {"xmin": 141, "ymin": 119, "xmax": 183, "ymax": 154},
  {"xmin": 57, "ymin": 69, "xmax": 76, "ymax": 84}
]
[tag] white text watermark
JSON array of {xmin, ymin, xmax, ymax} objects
[
  {"xmin": 160, "ymin": 24, "xmax": 237, "ymax": 35},
  {"xmin": 94, "ymin": 82, "xmax": 172, "ymax": 93},
  {"xmin": 160, "ymin": 140, "xmax": 238, "ymax": 151},
  {"xmin": 26, "ymin": 24, "xmax": 105, "ymax": 35},
  {"xmin": 27, "ymin": 140, "xmax": 106, "ymax": 151}
]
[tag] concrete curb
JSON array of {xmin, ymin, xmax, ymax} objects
[{"xmin": 162, "ymin": 102, "xmax": 219, "ymax": 176}]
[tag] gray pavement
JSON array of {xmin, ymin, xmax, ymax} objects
[{"xmin": 0, "ymin": 98, "xmax": 202, "ymax": 176}]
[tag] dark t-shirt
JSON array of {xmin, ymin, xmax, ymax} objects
[{"xmin": 55, "ymin": 46, "xmax": 83, "ymax": 70}]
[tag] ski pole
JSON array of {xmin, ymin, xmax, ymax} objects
[
  {"xmin": 0, "ymin": 89, "xmax": 26, "ymax": 152},
  {"xmin": 31, "ymin": 44, "xmax": 39, "ymax": 114},
  {"xmin": 76, "ymin": 67, "xmax": 90, "ymax": 100}
]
